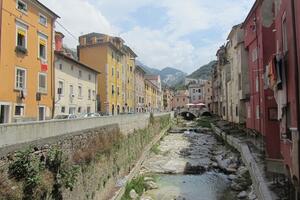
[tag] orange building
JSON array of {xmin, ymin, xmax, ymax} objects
[{"xmin": 0, "ymin": 0, "xmax": 58, "ymax": 123}]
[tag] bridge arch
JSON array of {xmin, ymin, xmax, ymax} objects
[{"xmin": 178, "ymin": 111, "xmax": 197, "ymax": 120}]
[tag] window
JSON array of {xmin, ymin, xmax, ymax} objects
[
  {"xmin": 58, "ymin": 81, "xmax": 64, "ymax": 95},
  {"xmin": 78, "ymin": 107, "xmax": 82, "ymax": 113},
  {"xmin": 61, "ymin": 106, "xmax": 66, "ymax": 113},
  {"xmin": 71, "ymin": 65, "xmax": 74, "ymax": 71},
  {"xmin": 111, "ymin": 85, "xmax": 115, "ymax": 96},
  {"xmin": 38, "ymin": 33, "xmax": 47, "ymax": 60},
  {"xmin": 69, "ymin": 85, "xmax": 74, "ymax": 96},
  {"xmin": 282, "ymin": 15, "xmax": 288, "ymax": 53},
  {"xmin": 87, "ymin": 107, "xmax": 91, "ymax": 113},
  {"xmin": 38, "ymin": 73, "xmax": 47, "ymax": 93},
  {"xmin": 15, "ymin": 105, "xmax": 24, "ymax": 116},
  {"xmin": 252, "ymin": 48, "xmax": 258, "ymax": 62},
  {"xmin": 17, "ymin": 0, "xmax": 27, "ymax": 12},
  {"xmin": 88, "ymin": 74, "xmax": 91, "ymax": 81},
  {"xmin": 236, "ymin": 106, "xmax": 239, "ymax": 117},
  {"xmin": 130, "ymin": 66, "xmax": 133, "ymax": 72},
  {"xmin": 15, "ymin": 67, "xmax": 26, "ymax": 90},
  {"xmin": 59, "ymin": 64, "xmax": 63, "ymax": 70},
  {"xmin": 88, "ymin": 89, "xmax": 91, "ymax": 100},
  {"xmin": 117, "ymin": 87, "xmax": 120, "ymax": 96},
  {"xmin": 256, "ymin": 105, "xmax": 260, "ymax": 119},
  {"xmin": 238, "ymin": 73, "xmax": 242, "ymax": 90},
  {"xmin": 79, "ymin": 70, "xmax": 82, "ymax": 78},
  {"xmin": 92, "ymin": 90, "xmax": 96, "ymax": 100},
  {"xmin": 16, "ymin": 24, "xmax": 27, "ymax": 49},
  {"xmin": 78, "ymin": 86, "xmax": 82, "ymax": 98},
  {"xmin": 39, "ymin": 14, "xmax": 47, "ymax": 26},
  {"xmin": 256, "ymin": 76, "xmax": 259, "ymax": 92}
]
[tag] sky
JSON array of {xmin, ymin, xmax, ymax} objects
[{"xmin": 40, "ymin": 0, "xmax": 255, "ymax": 73}]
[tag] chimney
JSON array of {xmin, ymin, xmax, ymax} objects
[{"xmin": 55, "ymin": 32, "xmax": 65, "ymax": 52}]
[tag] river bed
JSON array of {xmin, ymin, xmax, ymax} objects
[{"xmin": 137, "ymin": 120, "xmax": 256, "ymax": 200}]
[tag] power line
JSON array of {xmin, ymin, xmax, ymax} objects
[{"xmin": 55, "ymin": 21, "xmax": 78, "ymax": 42}]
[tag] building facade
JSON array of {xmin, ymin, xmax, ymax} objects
[
  {"xmin": 188, "ymin": 83, "xmax": 205, "ymax": 104},
  {"xmin": 134, "ymin": 64, "xmax": 146, "ymax": 113},
  {"xmin": 203, "ymin": 80, "xmax": 213, "ymax": 111},
  {"xmin": 172, "ymin": 90, "xmax": 189, "ymax": 110},
  {"xmin": 145, "ymin": 75, "xmax": 162, "ymax": 112},
  {"xmin": 54, "ymin": 33, "xmax": 98, "ymax": 116},
  {"xmin": 0, "ymin": 0, "xmax": 58, "ymax": 123},
  {"xmin": 145, "ymin": 79, "xmax": 159, "ymax": 112},
  {"xmin": 163, "ymin": 88, "xmax": 174, "ymax": 112},
  {"xmin": 243, "ymin": 0, "xmax": 281, "ymax": 161},
  {"xmin": 78, "ymin": 33, "xmax": 137, "ymax": 115}
]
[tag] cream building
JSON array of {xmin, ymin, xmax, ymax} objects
[
  {"xmin": 204, "ymin": 80, "xmax": 213, "ymax": 110},
  {"xmin": 188, "ymin": 83, "xmax": 206, "ymax": 104},
  {"xmin": 227, "ymin": 24, "xmax": 249, "ymax": 124},
  {"xmin": 54, "ymin": 33, "xmax": 99, "ymax": 117}
]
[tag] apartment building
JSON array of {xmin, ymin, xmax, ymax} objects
[
  {"xmin": 172, "ymin": 90, "xmax": 189, "ymax": 110},
  {"xmin": 145, "ymin": 75, "xmax": 162, "ymax": 112},
  {"xmin": 203, "ymin": 80, "xmax": 213, "ymax": 111},
  {"xmin": 163, "ymin": 88, "xmax": 174, "ymax": 112},
  {"xmin": 188, "ymin": 83, "xmax": 205, "ymax": 104},
  {"xmin": 123, "ymin": 45, "xmax": 137, "ymax": 113},
  {"xmin": 134, "ymin": 64, "xmax": 146, "ymax": 113},
  {"xmin": 78, "ymin": 33, "xmax": 136, "ymax": 115},
  {"xmin": 227, "ymin": 24, "xmax": 249, "ymax": 124},
  {"xmin": 54, "ymin": 32, "xmax": 99, "ymax": 116},
  {"xmin": 0, "ymin": 0, "xmax": 58, "ymax": 123},
  {"xmin": 145, "ymin": 79, "xmax": 159, "ymax": 112}
]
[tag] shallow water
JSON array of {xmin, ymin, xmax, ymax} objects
[{"xmin": 146, "ymin": 173, "xmax": 235, "ymax": 200}]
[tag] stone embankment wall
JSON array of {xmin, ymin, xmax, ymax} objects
[
  {"xmin": 211, "ymin": 124, "xmax": 273, "ymax": 200},
  {"xmin": 0, "ymin": 113, "xmax": 171, "ymax": 200}
]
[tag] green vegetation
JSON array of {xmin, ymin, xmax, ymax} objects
[
  {"xmin": 6, "ymin": 146, "xmax": 80, "ymax": 200},
  {"xmin": 122, "ymin": 176, "xmax": 146, "ymax": 200},
  {"xmin": 151, "ymin": 143, "xmax": 161, "ymax": 155},
  {"xmin": 187, "ymin": 60, "xmax": 217, "ymax": 80},
  {"xmin": 197, "ymin": 117, "xmax": 213, "ymax": 128}
]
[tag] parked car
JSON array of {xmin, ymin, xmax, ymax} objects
[
  {"xmin": 84, "ymin": 113, "xmax": 101, "ymax": 118},
  {"xmin": 54, "ymin": 114, "xmax": 77, "ymax": 120}
]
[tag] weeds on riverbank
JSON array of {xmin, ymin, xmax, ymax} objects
[
  {"xmin": 121, "ymin": 176, "xmax": 146, "ymax": 200},
  {"xmin": 196, "ymin": 116, "xmax": 213, "ymax": 128}
]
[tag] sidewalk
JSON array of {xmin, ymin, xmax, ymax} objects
[{"xmin": 211, "ymin": 119, "xmax": 286, "ymax": 200}]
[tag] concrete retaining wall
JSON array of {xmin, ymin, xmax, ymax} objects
[
  {"xmin": 0, "ymin": 113, "xmax": 169, "ymax": 149},
  {"xmin": 211, "ymin": 124, "xmax": 273, "ymax": 200}
]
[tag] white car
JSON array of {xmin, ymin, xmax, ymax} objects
[
  {"xmin": 83, "ymin": 113, "xmax": 101, "ymax": 118},
  {"xmin": 54, "ymin": 114, "xmax": 77, "ymax": 120}
]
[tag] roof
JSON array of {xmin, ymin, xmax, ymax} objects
[
  {"xmin": 135, "ymin": 64, "xmax": 146, "ymax": 74},
  {"xmin": 241, "ymin": 0, "xmax": 262, "ymax": 28},
  {"xmin": 123, "ymin": 45, "xmax": 138, "ymax": 58},
  {"xmin": 227, "ymin": 23, "xmax": 243, "ymax": 40},
  {"xmin": 55, "ymin": 51, "xmax": 100, "ymax": 74},
  {"xmin": 145, "ymin": 79, "xmax": 159, "ymax": 90},
  {"xmin": 34, "ymin": 0, "xmax": 60, "ymax": 18}
]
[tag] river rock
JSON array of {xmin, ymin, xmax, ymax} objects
[
  {"xmin": 231, "ymin": 182, "xmax": 246, "ymax": 191},
  {"xmin": 140, "ymin": 195, "xmax": 154, "ymax": 200},
  {"xmin": 228, "ymin": 174, "xmax": 237, "ymax": 180},
  {"xmin": 145, "ymin": 181, "xmax": 158, "ymax": 190},
  {"xmin": 184, "ymin": 162, "xmax": 206, "ymax": 174},
  {"xmin": 237, "ymin": 191, "xmax": 247, "ymax": 199},
  {"xmin": 237, "ymin": 166, "xmax": 248, "ymax": 177},
  {"xmin": 130, "ymin": 189, "xmax": 139, "ymax": 199},
  {"xmin": 226, "ymin": 167, "xmax": 237, "ymax": 174},
  {"xmin": 144, "ymin": 177, "xmax": 154, "ymax": 182}
]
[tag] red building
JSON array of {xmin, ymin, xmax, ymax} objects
[
  {"xmin": 243, "ymin": 0, "xmax": 281, "ymax": 160},
  {"xmin": 272, "ymin": 0, "xmax": 300, "ymax": 194}
]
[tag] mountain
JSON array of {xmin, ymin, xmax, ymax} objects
[
  {"xmin": 137, "ymin": 61, "xmax": 187, "ymax": 87},
  {"xmin": 188, "ymin": 60, "xmax": 217, "ymax": 80}
]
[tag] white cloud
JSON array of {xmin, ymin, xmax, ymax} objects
[
  {"xmin": 40, "ymin": 0, "xmax": 254, "ymax": 73},
  {"xmin": 40, "ymin": 0, "xmax": 116, "ymax": 47}
]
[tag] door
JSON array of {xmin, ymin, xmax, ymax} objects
[
  {"xmin": 69, "ymin": 107, "xmax": 76, "ymax": 114},
  {"xmin": 38, "ymin": 106, "xmax": 46, "ymax": 121},
  {"xmin": 0, "ymin": 105, "xmax": 10, "ymax": 124}
]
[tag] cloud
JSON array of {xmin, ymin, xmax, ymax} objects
[
  {"xmin": 40, "ymin": 0, "xmax": 116, "ymax": 47},
  {"xmin": 40, "ymin": 0, "xmax": 254, "ymax": 72}
]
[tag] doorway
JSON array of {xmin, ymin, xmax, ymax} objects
[
  {"xmin": 38, "ymin": 106, "xmax": 46, "ymax": 121},
  {"xmin": 0, "ymin": 105, "xmax": 10, "ymax": 124}
]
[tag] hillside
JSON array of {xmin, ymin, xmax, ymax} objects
[
  {"xmin": 137, "ymin": 61, "xmax": 186, "ymax": 87},
  {"xmin": 187, "ymin": 60, "xmax": 217, "ymax": 80}
]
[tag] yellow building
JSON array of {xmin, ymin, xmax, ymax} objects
[
  {"xmin": 123, "ymin": 45, "xmax": 137, "ymax": 113},
  {"xmin": 0, "ymin": 0, "xmax": 58, "ymax": 123},
  {"xmin": 78, "ymin": 33, "xmax": 137, "ymax": 115},
  {"xmin": 145, "ymin": 79, "xmax": 159, "ymax": 112}
]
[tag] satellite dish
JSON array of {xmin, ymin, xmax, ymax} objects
[{"xmin": 261, "ymin": 0, "xmax": 274, "ymax": 28}]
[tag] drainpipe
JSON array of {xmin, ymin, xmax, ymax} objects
[{"xmin": 291, "ymin": 0, "xmax": 300, "ymax": 194}]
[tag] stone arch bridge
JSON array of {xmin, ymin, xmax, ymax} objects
[{"xmin": 176, "ymin": 108, "xmax": 211, "ymax": 120}]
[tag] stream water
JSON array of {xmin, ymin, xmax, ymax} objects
[
  {"xmin": 139, "ymin": 120, "xmax": 253, "ymax": 200},
  {"xmin": 146, "ymin": 173, "xmax": 234, "ymax": 200}
]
